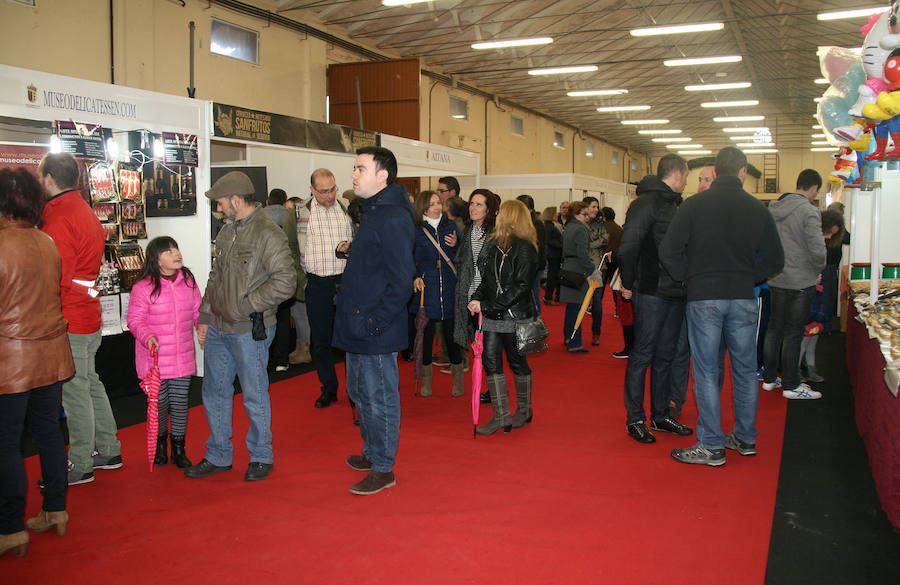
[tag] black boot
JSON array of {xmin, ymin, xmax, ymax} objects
[
  {"xmin": 170, "ymin": 436, "xmax": 192, "ymax": 469},
  {"xmin": 154, "ymin": 433, "xmax": 168, "ymax": 466}
]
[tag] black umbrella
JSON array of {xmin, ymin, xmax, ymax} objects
[{"xmin": 413, "ymin": 286, "xmax": 428, "ymax": 393}]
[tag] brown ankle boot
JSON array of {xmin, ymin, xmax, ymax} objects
[
  {"xmin": 289, "ymin": 342, "xmax": 311, "ymax": 364},
  {"xmin": 0, "ymin": 531, "xmax": 28, "ymax": 558},
  {"xmin": 26, "ymin": 510, "xmax": 69, "ymax": 536}
]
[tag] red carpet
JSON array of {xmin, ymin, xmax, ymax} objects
[{"xmin": 5, "ymin": 296, "xmax": 787, "ymax": 584}]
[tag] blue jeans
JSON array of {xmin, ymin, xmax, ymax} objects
[
  {"xmin": 624, "ymin": 293, "xmax": 684, "ymax": 424},
  {"xmin": 564, "ymin": 302, "xmax": 582, "ymax": 350},
  {"xmin": 591, "ymin": 285, "xmax": 604, "ymax": 336},
  {"xmin": 345, "ymin": 352, "xmax": 400, "ymax": 473},
  {"xmin": 763, "ymin": 286, "xmax": 816, "ymax": 391},
  {"xmin": 305, "ymin": 274, "xmax": 341, "ymax": 395},
  {"xmin": 202, "ymin": 322, "xmax": 275, "ymax": 466},
  {"xmin": 670, "ymin": 315, "xmax": 727, "ymax": 410},
  {"xmin": 687, "ymin": 299, "xmax": 760, "ymax": 449}
]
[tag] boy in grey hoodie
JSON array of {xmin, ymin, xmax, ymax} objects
[{"xmin": 761, "ymin": 169, "xmax": 827, "ymax": 400}]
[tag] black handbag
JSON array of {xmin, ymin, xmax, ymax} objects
[
  {"xmin": 516, "ymin": 317, "xmax": 549, "ymax": 355},
  {"xmin": 558, "ymin": 268, "xmax": 586, "ymax": 289}
]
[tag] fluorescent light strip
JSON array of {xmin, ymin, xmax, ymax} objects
[
  {"xmin": 744, "ymin": 149, "xmax": 778, "ymax": 154},
  {"xmin": 811, "ymin": 140, "xmax": 834, "ymax": 145},
  {"xmin": 638, "ymin": 129, "xmax": 682, "ymax": 134},
  {"xmin": 714, "ymin": 115, "xmax": 765, "ymax": 122},
  {"xmin": 685, "ymin": 82, "xmax": 751, "ymax": 91},
  {"xmin": 812, "ymin": 133, "xmax": 827, "ymax": 138},
  {"xmin": 652, "ymin": 137, "xmax": 692, "ymax": 142},
  {"xmin": 631, "ymin": 22, "xmax": 723, "ymax": 36},
  {"xmin": 811, "ymin": 147, "xmax": 840, "ymax": 151},
  {"xmin": 567, "ymin": 89, "xmax": 628, "ymax": 97},
  {"xmin": 701, "ymin": 100, "xmax": 759, "ymax": 108},
  {"xmin": 729, "ymin": 136, "xmax": 764, "ymax": 141},
  {"xmin": 596, "ymin": 105, "xmax": 651, "ymax": 112},
  {"xmin": 528, "ymin": 65, "xmax": 598, "ymax": 75},
  {"xmin": 472, "ymin": 37, "xmax": 553, "ymax": 50},
  {"xmin": 667, "ymin": 144, "xmax": 703, "ymax": 149},
  {"xmin": 678, "ymin": 150, "xmax": 712, "ymax": 155},
  {"xmin": 723, "ymin": 127, "xmax": 769, "ymax": 133},
  {"xmin": 817, "ymin": 7, "xmax": 890, "ymax": 21},
  {"xmin": 814, "ymin": 97, "xmax": 824, "ymax": 102},
  {"xmin": 812, "ymin": 125, "xmax": 823, "ymax": 129},
  {"xmin": 737, "ymin": 142, "xmax": 776, "ymax": 147},
  {"xmin": 815, "ymin": 78, "xmax": 829, "ymax": 84},
  {"xmin": 620, "ymin": 119, "xmax": 669, "ymax": 125},
  {"xmin": 664, "ymin": 55, "xmax": 742, "ymax": 67}
]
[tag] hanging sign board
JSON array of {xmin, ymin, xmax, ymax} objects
[
  {"xmin": 162, "ymin": 132, "xmax": 199, "ymax": 167},
  {"xmin": 55, "ymin": 120, "xmax": 106, "ymax": 160},
  {"xmin": 212, "ymin": 102, "xmax": 377, "ymax": 153}
]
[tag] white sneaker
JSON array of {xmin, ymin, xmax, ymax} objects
[
  {"xmin": 761, "ymin": 377, "xmax": 782, "ymax": 391},
  {"xmin": 275, "ymin": 365, "xmax": 289, "ymax": 372},
  {"xmin": 782, "ymin": 383, "xmax": 822, "ymax": 400}
]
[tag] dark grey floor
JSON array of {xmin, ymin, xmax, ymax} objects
[{"xmin": 764, "ymin": 331, "xmax": 900, "ymax": 585}]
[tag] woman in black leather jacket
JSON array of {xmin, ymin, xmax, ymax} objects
[{"xmin": 468, "ymin": 200, "xmax": 539, "ymax": 435}]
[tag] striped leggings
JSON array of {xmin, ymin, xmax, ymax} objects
[{"xmin": 158, "ymin": 376, "xmax": 191, "ymax": 438}]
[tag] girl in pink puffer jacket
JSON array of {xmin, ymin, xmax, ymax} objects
[{"xmin": 127, "ymin": 236, "xmax": 201, "ymax": 469}]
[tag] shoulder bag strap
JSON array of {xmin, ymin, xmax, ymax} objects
[{"xmin": 422, "ymin": 227, "xmax": 458, "ymax": 276}]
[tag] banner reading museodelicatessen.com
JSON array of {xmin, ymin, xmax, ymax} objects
[{"xmin": 212, "ymin": 103, "xmax": 377, "ymax": 153}]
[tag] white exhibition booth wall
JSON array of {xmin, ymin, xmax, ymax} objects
[
  {"xmin": 0, "ymin": 64, "xmax": 212, "ymax": 373},
  {"xmin": 211, "ymin": 132, "xmax": 482, "ymax": 199},
  {"xmin": 846, "ymin": 165, "xmax": 900, "ymax": 296},
  {"xmin": 458, "ymin": 173, "xmax": 631, "ymax": 219}
]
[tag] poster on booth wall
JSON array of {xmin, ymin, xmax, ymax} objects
[
  {"xmin": 0, "ymin": 144, "xmax": 48, "ymax": 177},
  {"xmin": 55, "ymin": 121, "xmax": 107, "ymax": 160},
  {"xmin": 144, "ymin": 161, "xmax": 197, "ymax": 217}
]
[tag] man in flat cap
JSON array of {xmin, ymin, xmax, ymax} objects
[{"xmin": 186, "ymin": 171, "xmax": 295, "ymax": 482}]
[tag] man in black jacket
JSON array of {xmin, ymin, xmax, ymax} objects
[
  {"xmin": 517, "ymin": 194, "xmax": 546, "ymax": 315},
  {"xmin": 659, "ymin": 147, "xmax": 784, "ymax": 466},
  {"xmin": 618, "ymin": 154, "xmax": 693, "ymax": 444}
]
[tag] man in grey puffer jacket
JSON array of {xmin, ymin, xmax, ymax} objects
[{"xmin": 761, "ymin": 169, "xmax": 826, "ymax": 400}]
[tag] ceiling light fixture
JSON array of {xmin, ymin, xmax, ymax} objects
[
  {"xmin": 743, "ymin": 149, "xmax": 778, "ymax": 154},
  {"xmin": 817, "ymin": 7, "xmax": 891, "ymax": 21},
  {"xmin": 729, "ymin": 135, "xmax": 766, "ymax": 141},
  {"xmin": 620, "ymin": 119, "xmax": 669, "ymax": 125},
  {"xmin": 812, "ymin": 133, "xmax": 827, "ymax": 138},
  {"xmin": 811, "ymin": 140, "xmax": 834, "ymax": 145},
  {"xmin": 811, "ymin": 147, "xmax": 840, "ymax": 151},
  {"xmin": 812, "ymin": 125, "xmax": 823, "ymax": 129},
  {"xmin": 631, "ymin": 22, "xmax": 724, "ymax": 36},
  {"xmin": 736, "ymin": 142, "xmax": 776, "ymax": 147},
  {"xmin": 678, "ymin": 150, "xmax": 712, "ymax": 155},
  {"xmin": 652, "ymin": 137, "xmax": 692, "ymax": 142},
  {"xmin": 638, "ymin": 129, "xmax": 682, "ymax": 134},
  {"xmin": 723, "ymin": 127, "xmax": 769, "ymax": 133},
  {"xmin": 814, "ymin": 97, "xmax": 824, "ymax": 102},
  {"xmin": 701, "ymin": 100, "xmax": 760, "ymax": 108},
  {"xmin": 567, "ymin": 89, "xmax": 629, "ymax": 97},
  {"xmin": 664, "ymin": 55, "xmax": 742, "ymax": 67},
  {"xmin": 472, "ymin": 37, "xmax": 553, "ymax": 50},
  {"xmin": 667, "ymin": 144, "xmax": 704, "ymax": 149},
  {"xmin": 685, "ymin": 82, "xmax": 752, "ymax": 91},
  {"xmin": 596, "ymin": 105, "xmax": 651, "ymax": 112},
  {"xmin": 815, "ymin": 78, "xmax": 829, "ymax": 84},
  {"xmin": 714, "ymin": 115, "xmax": 765, "ymax": 122},
  {"xmin": 528, "ymin": 65, "xmax": 598, "ymax": 75}
]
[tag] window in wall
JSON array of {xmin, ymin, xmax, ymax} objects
[
  {"xmin": 631, "ymin": 158, "xmax": 638, "ymax": 171},
  {"xmin": 585, "ymin": 142, "xmax": 595, "ymax": 158},
  {"xmin": 612, "ymin": 151, "xmax": 619, "ymax": 165},
  {"xmin": 553, "ymin": 130, "xmax": 566, "ymax": 149},
  {"xmin": 210, "ymin": 19, "xmax": 259, "ymax": 65},
  {"xmin": 449, "ymin": 96, "xmax": 469, "ymax": 121},
  {"xmin": 510, "ymin": 115, "xmax": 525, "ymax": 136},
  {"xmin": 10, "ymin": 0, "xmax": 36, "ymax": 6}
]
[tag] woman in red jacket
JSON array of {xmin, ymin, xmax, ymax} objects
[{"xmin": 127, "ymin": 237, "xmax": 202, "ymax": 468}]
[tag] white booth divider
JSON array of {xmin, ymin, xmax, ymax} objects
[
  {"xmin": 0, "ymin": 64, "xmax": 212, "ymax": 372},
  {"xmin": 847, "ymin": 165, "xmax": 900, "ymax": 298}
]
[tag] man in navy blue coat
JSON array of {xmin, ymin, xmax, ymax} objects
[{"xmin": 333, "ymin": 146, "xmax": 415, "ymax": 495}]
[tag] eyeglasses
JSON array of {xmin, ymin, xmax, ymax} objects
[
  {"xmin": 436, "ymin": 188, "xmax": 451, "ymax": 194},
  {"xmin": 315, "ymin": 186, "xmax": 337, "ymax": 195}
]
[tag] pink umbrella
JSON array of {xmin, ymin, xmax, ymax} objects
[
  {"xmin": 139, "ymin": 348, "xmax": 161, "ymax": 472},
  {"xmin": 470, "ymin": 312, "xmax": 484, "ymax": 439}
]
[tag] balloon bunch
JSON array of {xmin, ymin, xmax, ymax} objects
[{"xmin": 816, "ymin": 3, "xmax": 900, "ymax": 185}]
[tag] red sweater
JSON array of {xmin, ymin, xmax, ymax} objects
[{"xmin": 41, "ymin": 189, "xmax": 105, "ymax": 334}]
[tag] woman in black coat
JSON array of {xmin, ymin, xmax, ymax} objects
[
  {"xmin": 468, "ymin": 200, "xmax": 539, "ymax": 435},
  {"xmin": 560, "ymin": 201, "xmax": 594, "ymax": 353},
  {"xmin": 541, "ymin": 206, "xmax": 563, "ymax": 304}
]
